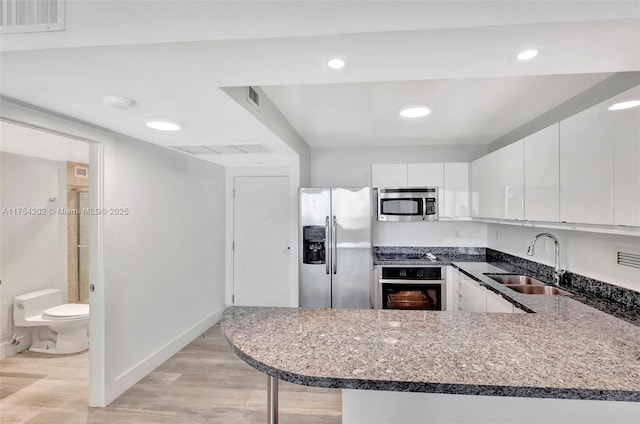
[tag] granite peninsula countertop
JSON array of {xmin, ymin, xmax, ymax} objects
[{"xmin": 222, "ymin": 261, "xmax": 640, "ymax": 402}]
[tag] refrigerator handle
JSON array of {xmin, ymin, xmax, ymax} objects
[
  {"xmin": 325, "ymin": 216, "xmax": 330, "ymax": 275},
  {"xmin": 422, "ymin": 198, "xmax": 427, "ymax": 221},
  {"xmin": 332, "ymin": 215, "xmax": 337, "ymax": 274}
]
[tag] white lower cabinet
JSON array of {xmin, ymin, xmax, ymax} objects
[
  {"xmin": 486, "ymin": 289, "xmax": 521, "ymax": 313},
  {"xmin": 450, "ymin": 267, "xmax": 522, "ymax": 313},
  {"xmin": 457, "ymin": 273, "xmax": 487, "ymax": 312}
]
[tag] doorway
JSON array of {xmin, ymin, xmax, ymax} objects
[
  {"xmin": 0, "ymin": 116, "xmax": 105, "ymax": 407},
  {"xmin": 232, "ymin": 176, "xmax": 290, "ymax": 306},
  {"xmin": 67, "ymin": 162, "xmax": 91, "ymax": 304}
]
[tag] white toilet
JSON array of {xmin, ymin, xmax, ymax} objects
[{"xmin": 13, "ymin": 289, "xmax": 90, "ymax": 354}]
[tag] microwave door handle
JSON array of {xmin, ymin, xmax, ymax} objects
[
  {"xmin": 422, "ymin": 198, "xmax": 427, "ymax": 221},
  {"xmin": 332, "ymin": 215, "xmax": 337, "ymax": 274},
  {"xmin": 325, "ymin": 216, "xmax": 330, "ymax": 275}
]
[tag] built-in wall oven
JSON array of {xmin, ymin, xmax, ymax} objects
[{"xmin": 377, "ymin": 266, "xmax": 445, "ymax": 310}]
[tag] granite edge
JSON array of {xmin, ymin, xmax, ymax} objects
[{"xmin": 220, "ymin": 312, "xmax": 639, "ymax": 402}]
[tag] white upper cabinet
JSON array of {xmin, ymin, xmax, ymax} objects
[
  {"xmin": 407, "ymin": 163, "xmax": 444, "ymax": 187},
  {"xmin": 525, "ymin": 124, "xmax": 560, "ymax": 222},
  {"xmin": 611, "ymin": 87, "xmax": 640, "ymax": 227},
  {"xmin": 496, "ymin": 139, "xmax": 525, "ymax": 220},
  {"xmin": 560, "ymin": 101, "xmax": 614, "ymax": 225},
  {"xmin": 443, "ymin": 163, "xmax": 470, "ymax": 218},
  {"xmin": 371, "ymin": 164, "xmax": 407, "ymax": 187},
  {"xmin": 371, "ymin": 163, "xmax": 446, "ymax": 188},
  {"xmin": 471, "ymin": 150, "xmax": 499, "ymax": 218}
]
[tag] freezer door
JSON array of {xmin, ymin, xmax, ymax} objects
[
  {"xmin": 299, "ymin": 188, "xmax": 332, "ymax": 308},
  {"xmin": 331, "ymin": 187, "xmax": 373, "ymax": 309}
]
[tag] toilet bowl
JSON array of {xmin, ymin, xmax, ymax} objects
[{"xmin": 13, "ymin": 289, "xmax": 90, "ymax": 354}]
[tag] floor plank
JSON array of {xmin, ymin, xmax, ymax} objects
[{"xmin": 0, "ymin": 324, "xmax": 341, "ymax": 423}]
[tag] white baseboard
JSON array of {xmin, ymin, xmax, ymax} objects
[
  {"xmin": 106, "ymin": 307, "xmax": 223, "ymax": 405},
  {"xmin": 0, "ymin": 340, "xmax": 17, "ymax": 358}
]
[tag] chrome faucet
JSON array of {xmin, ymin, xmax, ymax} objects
[{"xmin": 527, "ymin": 233, "xmax": 565, "ymax": 287}]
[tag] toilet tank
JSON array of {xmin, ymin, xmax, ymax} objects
[{"xmin": 13, "ymin": 289, "xmax": 62, "ymax": 325}]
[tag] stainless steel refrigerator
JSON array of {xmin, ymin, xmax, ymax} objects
[{"xmin": 299, "ymin": 187, "xmax": 372, "ymax": 308}]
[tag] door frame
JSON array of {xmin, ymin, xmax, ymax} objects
[
  {"xmin": 225, "ymin": 162, "xmax": 300, "ymax": 307},
  {"xmin": 0, "ymin": 98, "xmax": 111, "ymax": 407}
]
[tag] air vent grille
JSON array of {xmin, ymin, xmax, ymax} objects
[
  {"xmin": 0, "ymin": 0, "xmax": 65, "ymax": 34},
  {"xmin": 172, "ymin": 144, "xmax": 271, "ymax": 156},
  {"xmin": 617, "ymin": 251, "xmax": 640, "ymax": 269},
  {"xmin": 247, "ymin": 86, "xmax": 260, "ymax": 109}
]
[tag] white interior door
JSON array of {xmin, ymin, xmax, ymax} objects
[{"xmin": 233, "ymin": 176, "xmax": 290, "ymax": 306}]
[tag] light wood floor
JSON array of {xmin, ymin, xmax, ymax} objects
[{"xmin": 0, "ymin": 324, "xmax": 342, "ymax": 423}]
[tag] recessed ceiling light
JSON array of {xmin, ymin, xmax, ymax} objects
[
  {"xmin": 327, "ymin": 56, "xmax": 346, "ymax": 69},
  {"xmin": 608, "ymin": 100, "xmax": 640, "ymax": 111},
  {"xmin": 515, "ymin": 49, "xmax": 540, "ymax": 61},
  {"xmin": 145, "ymin": 118, "xmax": 181, "ymax": 131},
  {"xmin": 399, "ymin": 105, "xmax": 431, "ymax": 119},
  {"xmin": 102, "ymin": 95, "xmax": 136, "ymax": 110}
]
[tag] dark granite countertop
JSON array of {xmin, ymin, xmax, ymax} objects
[
  {"xmin": 222, "ymin": 247, "xmax": 640, "ymax": 402},
  {"xmin": 222, "ymin": 273, "xmax": 640, "ymax": 402}
]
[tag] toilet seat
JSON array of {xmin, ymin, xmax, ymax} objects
[{"xmin": 43, "ymin": 304, "xmax": 89, "ymax": 321}]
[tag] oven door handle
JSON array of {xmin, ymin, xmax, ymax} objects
[{"xmin": 379, "ymin": 279, "xmax": 446, "ymax": 285}]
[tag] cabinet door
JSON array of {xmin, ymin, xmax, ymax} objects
[
  {"xmin": 371, "ymin": 164, "xmax": 407, "ymax": 188},
  {"xmin": 443, "ymin": 163, "xmax": 470, "ymax": 218},
  {"xmin": 407, "ymin": 163, "xmax": 444, "ymax": 186},
  {"xmin": 560, "ymin": 102, "xmax": 614, "ymax": 224},
  {"xmin": 525, "ymin": 124, "xmax": 560, "ymax": 222},
  {"xmin": 485, "ymin": 290, "xmax": 515, "ymax": 313},
  {"xmin": 458, "ymin": 275, "xmax": 486, "ymax": 312},
  {"xmin": 612, "ymin": 87, "xmax": 640, "ymax": 226},
  {"xmin": 497, "ymin": 140, "xmax": 525, "ymax": 220},
  {"xmin": 471, "ymin": 151, "xmax": 499, "ymax": 218}
]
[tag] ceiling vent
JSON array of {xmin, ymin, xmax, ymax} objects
[
  {"xmin": 247, "ymin": 86, "xmax": 260, "ymax": 109},
  {"xmin": 172, "ymin": 144, "xmax": 271, "ymax": 155},
  {"xmin": 0, "ymin": 0, "xmax": 65, "ymax": 34}
]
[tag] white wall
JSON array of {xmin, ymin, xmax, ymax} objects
[
  {"xmin": 311, "ymin": 144, "xmax": 487, "ymax": 187},
  {"xmin": 102, "ymin": 134, "xmax": 226, "ymax": 404},
  {"xmin": 487, "ymin": 224, "xmax": 640, "ymax": 291},
  {"xmin": 0, "ymin": 152, "xmax": 68, "ymax": 357}
]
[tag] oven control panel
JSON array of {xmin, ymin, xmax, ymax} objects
[{"xmin": 381, "ymin": 267, "xmax": 442, "ymax": 280}]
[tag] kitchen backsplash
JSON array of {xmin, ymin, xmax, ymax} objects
[{"xmin": 373, "ymin": 221, "xmax": 487, "ymax": 247}]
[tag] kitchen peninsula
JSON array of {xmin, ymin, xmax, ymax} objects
[{"xmin": 222, "ymin": 261, "xmax": 640, "ymax": 424}]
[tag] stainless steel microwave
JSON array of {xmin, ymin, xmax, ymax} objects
[{"xmin": 377, "ymin": 188, "xmax": 438, "ymax": 222}]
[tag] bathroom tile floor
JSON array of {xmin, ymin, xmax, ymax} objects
[{"xmin": 0, "ymin": 324, "xmax": 341, "ymax": 423}]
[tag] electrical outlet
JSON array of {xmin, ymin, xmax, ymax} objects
[{"xmin": 496, "ymin": 230, "xmax": 501, "ymax": 241}]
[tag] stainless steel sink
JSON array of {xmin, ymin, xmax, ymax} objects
[
  {"xmin": 507, "ymin": 285, "xmax": 572, "ymax": 296},
  {"xmin": 485, "ymin": 274, "xmax": 545, "ymax": 286},
  {"xmin": 484, "ymin": 274, "xmax": 572, "ymax": 296}
]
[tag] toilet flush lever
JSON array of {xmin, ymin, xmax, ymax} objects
[
  {"xmin": 89, "ymin": 284, "xmax": 95, "ymax": 292},
  {"xmin": 16, "ymin": 302, "xmax": 23, "ymax": 309}
]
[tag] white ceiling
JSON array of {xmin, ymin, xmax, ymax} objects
[
  {"xmin": 262, "ymin": 73, "xmax": 612, "ymax": 147},
  {"xmin": 0, "ymin": 120, "xmax": 90, "ymax": 162},
  {"xmin": 0, "ymin": 1, "xmax": 638, "ymax": 166}
]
